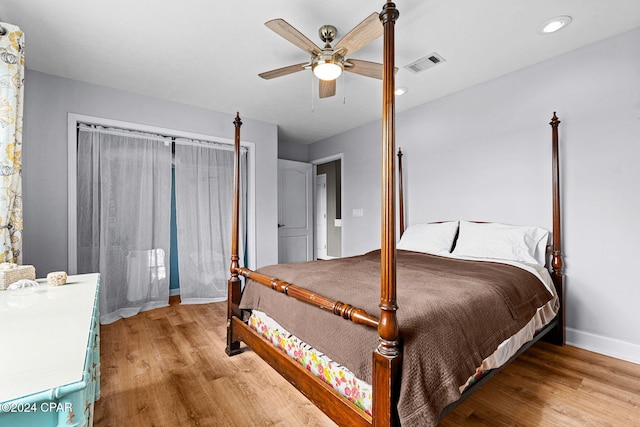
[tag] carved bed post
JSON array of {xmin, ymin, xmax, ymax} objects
[
  {"xmin": 226, "ymin": 112, "xmax": 243, "ymax": 356},
  {"xmin": 549, "ymin": 112, "xmax": 565, "ymax": 345},
  {"xmin": 373, "ymin": 2, "xmax": 401, "ymax": 426},
  {"xmin": 397, "ymin": 148, "xmax": 405, "ymax": 236}
]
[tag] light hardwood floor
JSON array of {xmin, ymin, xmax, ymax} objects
[{"xmin": 94, "ymin": 297, "xmax": 640, "ymax": 426}]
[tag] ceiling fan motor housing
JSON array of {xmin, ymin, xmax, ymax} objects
[{"xmin": 318, "ymin": 25, "xmax": 338, "ymax": 46}]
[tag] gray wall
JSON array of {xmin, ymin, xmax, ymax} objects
[
  {"xmin": 278, "ymin": 138, "xmax": 309, "ymax": 162},
  {"xmin": 22, "ymin": 70, "xmax": 278, "ymax": 274},
  {"xmin": 308, "ymin": 28, "xmax": 640, "ymax": 363}
]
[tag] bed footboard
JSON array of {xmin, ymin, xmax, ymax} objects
[{"xmin": 237, "ymin": 267, "xmax": 379, "ymax": 328}]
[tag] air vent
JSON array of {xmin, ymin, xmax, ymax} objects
[{"xmin": 404, "ymin": 52, "xmax": 446, "ymax": 74}]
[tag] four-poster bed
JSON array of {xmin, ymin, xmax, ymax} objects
[{"xmin": 226, "ymin": 2, "xmax": 564, "ymax": 426}]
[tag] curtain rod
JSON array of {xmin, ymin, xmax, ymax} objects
[
  {"xmin": 78, "ymin": 123, "xmax": 171, "ymax": 143},
  {"xmin": 77, "ymin": 123, "xmax": 247, "ymax": 153},
  {"xmin": 174, "ymin": 137, "xmax": 248, "ymax": 153}
]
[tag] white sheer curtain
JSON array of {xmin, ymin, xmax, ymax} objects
[
  {"xmin": 174, "ymin": 140, "xmax": 247, "ymax": 304},
  {"xmin": 77, "ymin": 125, "xmax": 172, "ymax": 324}
]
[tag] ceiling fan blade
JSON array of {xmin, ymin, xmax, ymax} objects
[
  {"xmin": 344, "ymin": 59, "xmax": 397, "ymax": 80},
  {"xmin": 319, "ymin": 79, "xmax": 336, "ymax": 98},
  {"xmin": 265, "ymin": 19, "xmax": 322, "ymax": 55},
  {"xmin": 334, "ymin": 13, "xmax": 383, "ymax": 56},
  {"xmin": 259, "ymin": 62, "xmax": 308, "ymax": 80}
]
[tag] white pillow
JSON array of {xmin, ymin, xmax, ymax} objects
[
  {"xmin": 452, "ymin": 221, "xmax": 549, "ymax": 266},
  {"xmin": 397, "ymin": 221, "xmax": 459, "ymax": 255}
]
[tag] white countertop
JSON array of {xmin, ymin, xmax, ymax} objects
[{"xmin": 0, "ymin": 273, "xmax": 99, "ymax": 402}]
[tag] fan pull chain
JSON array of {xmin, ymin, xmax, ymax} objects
[
  {"xmin": 311, "ymin": 73, "xmax": 315, "ymax": 112},
  {"xmin": 342, "ymin": 72, "xmax": 346, "ymax": 105}
]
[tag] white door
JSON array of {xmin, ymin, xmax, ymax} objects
[
  {"xmin": 315, "ymin": 174, "xmax": 327, "ymax": 259},
  {"xmin": 278, "ymin": 159, "xmax": 313, "ymax": 263}
]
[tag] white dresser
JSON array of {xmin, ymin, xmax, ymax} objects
[{"xmin": 0, "ymin": 273, "xmax": 100, "ymax": 426}]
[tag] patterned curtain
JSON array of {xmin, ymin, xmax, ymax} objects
[{"xmin": 0, "ymin": 23, "xmax": 24, "ymax": 263}]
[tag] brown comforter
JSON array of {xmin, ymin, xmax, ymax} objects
[{"xmin": 239, "ymin": 250, "xmax": 553, "ymax": 426}]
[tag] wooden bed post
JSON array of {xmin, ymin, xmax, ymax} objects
[
  {"xmin": 226, "ymin": 112, "xmax": 243, "ymax": 356},
  {"xmin": 548, "ymin": 112, "xmax": 565, "ymax": 345},
  {"xmin": 397, "ymin": 148, "xmax": 405, "ymax": 236},
  {"xmin": 373, "ymin": 2, "xmax": 401, "ymax": 426}
]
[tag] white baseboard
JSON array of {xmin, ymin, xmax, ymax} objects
[
  {"xmin": 566, "ymin": 327, "xmax": 640, "ymax": 365},
  {"xmin": 169, "ymin": 288, "xmax": 180, "ymax": 297}
]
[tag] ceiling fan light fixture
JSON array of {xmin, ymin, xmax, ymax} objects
[
  {"xmin": 312, "ymin": 51, "xmax": 344, "ymax": 81},
  {"xmin": 313, "ymin": 62, "xmax": 343, "ymax": 80}
]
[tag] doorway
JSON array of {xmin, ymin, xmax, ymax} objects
[
  {"xmin": 315, "ymin": 174, "xmax": 327, "ymax": 259},
  {"xmin": 314, "ymin": 157, "xmax": 342, "ymax": 259}
]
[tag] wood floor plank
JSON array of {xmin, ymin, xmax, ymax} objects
[{"xmin": 94, "ymin": 297, "xmax": 640, "ymax": 426}]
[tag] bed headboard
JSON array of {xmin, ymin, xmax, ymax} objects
[
  {"xmin": 549, "ymin": 112, "xmax": 565, "ymax": 344},
  {"xmin": 396, "ymin": 114, "xmax": 563, "ymax": 271},
  {"xmin": 550, "ymin": 112, "xmax": 563, "ymax": 276},
  {"xmin": 397, "ymin": 147, "xmax": 404, "ymax": 236},
  {"xmin": 394, "ymin": 113, "xmax": 565, "ymax": 345}
]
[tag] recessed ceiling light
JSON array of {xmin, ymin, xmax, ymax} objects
[
  {"xmin": 538, "ymin": 16, "xmax": 572, "ymax": 34},
  {"xmin": 395, "ymin": 87, "xmax": 408, "ymax": 96}
]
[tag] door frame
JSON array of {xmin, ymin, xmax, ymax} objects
[
  {"xmin": 67, "ymin": 113, "xmax": 257, "ymax": 274},
  {"xmin": 311, "ymin": 153, "xmax": 344, "ymax": 258}
]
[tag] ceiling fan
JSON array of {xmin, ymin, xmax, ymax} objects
[{"xmin": 258, "ymin": 13, "xmax": 387, "ymax": 99}]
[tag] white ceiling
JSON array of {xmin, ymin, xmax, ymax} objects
[{"xmin": 3, "ymin": 0, "xmax": 640, "ymax": 144}]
